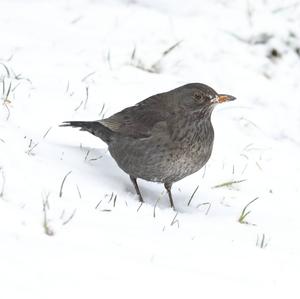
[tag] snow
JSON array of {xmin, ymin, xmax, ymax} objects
[{"xmin": 1, "ymin": 0, "xmax": 300, "ymax": 298}]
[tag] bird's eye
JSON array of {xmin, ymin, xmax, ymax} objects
[{"xmin": 193, "ymin": 92, "xmax": 203, "ymax": 101}]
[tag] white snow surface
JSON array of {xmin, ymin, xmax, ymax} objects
[{"xmin": 1, "ymin": 0, "xmax": 300, "ymax": 298}]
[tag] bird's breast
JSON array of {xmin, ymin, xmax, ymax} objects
[{"xmin": 108, "ymin": 117, "xmax": 214, "ymax": 183}]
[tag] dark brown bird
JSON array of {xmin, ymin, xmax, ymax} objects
[{"xmin": 61, "ymin": 83, "xmax": 235, "ymax": 209}]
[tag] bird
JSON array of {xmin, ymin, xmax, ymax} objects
[{"xmin": 61, "ymin": 83, "xmax": 235, "ymax": 209}]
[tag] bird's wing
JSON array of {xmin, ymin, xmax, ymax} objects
[{"xmin": 99, "ymin": 95, "xmax": 170, "ymax": 139}]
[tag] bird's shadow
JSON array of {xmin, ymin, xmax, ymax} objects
[{"xmin": 57, "ymin": 143, "xmax": 128, "ymax": 186}]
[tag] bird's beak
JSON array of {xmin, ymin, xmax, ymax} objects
[{"xmin": 211, "ymin": 94, "xmax": 236, "ymax": 104}]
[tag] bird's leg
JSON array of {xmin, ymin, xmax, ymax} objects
[
  {"xmin": 164, "ymin": 182, "xmax": 175, "ymax": 210},
  {"xmin": 130, "ymin": 176, "xmax": 144, "ymax": 202}
]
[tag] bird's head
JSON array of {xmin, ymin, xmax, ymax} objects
[
  {"xmin": 190, "ymin": 83, "xmax": 235, "ymax": 106},
  {"xmin": 177, "ymin": 83, "xmax": 236, "ymax": 114}
]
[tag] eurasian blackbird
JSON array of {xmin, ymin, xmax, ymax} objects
[{"xmin": 61, "ymin": 83, "xmax": 235, "ymax": 209}]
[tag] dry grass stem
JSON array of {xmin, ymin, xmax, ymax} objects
[
  {"xmin": 62, "ymin": 209, "xmax": 77, "ymax": 225},
  {"xmin": 43, "ymin": 127, "xmax": 52, "ymax": 139},
  {"xmin": 256, "ymin": 233, "xmax": 268, "ymax": 248},
  {"xmin": 187, "ymin": 185, "xmax": 199, "ymax": 206},
  {"xmin": 76, "ymin": 184, "xmax": 82, "ymax": 199},
  {"xmin": 170, "ymin": 212, "xmax": 179, "ymax": 227},
  {"xmin": 59, "ymin": 171, "xmax": 72, "ymax": 198},
  {"xmin": 238, "ymin": 197, "xmax": 259, "ymax": 225},
  {"xmin": 212, "ymin": 179, "xmax": 246, "ymax": 189},
  {"xmin": 95, "ymin": 199, "xmax": 102, "ymax": 209},
  {"xmin": 42, "ymin": 198, "xmax": 54, "ymax": 236}
]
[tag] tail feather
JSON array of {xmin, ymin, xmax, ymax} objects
[{"xmin": 60, "ymin": 121, "xmax": 113, "ymax": 144}]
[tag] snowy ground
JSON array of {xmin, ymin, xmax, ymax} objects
[{"xmin": 1, "ymin": 0, "xmax": 300, "ymax": 298}]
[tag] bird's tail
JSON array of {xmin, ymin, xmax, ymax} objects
[{"xmin": 60, "ymin": 121, "xmax": 114, "ymax": 144}]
